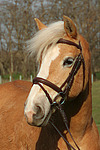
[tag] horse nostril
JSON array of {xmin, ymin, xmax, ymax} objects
[
  {"xmin": 24, "ymin": 105, "xmax": 45, "ymax": 125},
  {"xmin": 34, "ymin": 105, "xmax": 44, "ymax": 120}
]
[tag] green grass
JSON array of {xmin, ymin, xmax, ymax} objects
[
  {"xmin": 2, "ymin": 73, "xmax": 24, "ymax": 80},
  {"xmin": 96, "ymin": 72, "xmax": 100, "ymax": 80},
  {"xmin": 92, "ymin": 80, "xmax": 100, "ymax": 134}
]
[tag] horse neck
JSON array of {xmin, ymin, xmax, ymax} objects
[{"xmin": 54, "ymin": 76, "xmax": 92, "ymax": 141}]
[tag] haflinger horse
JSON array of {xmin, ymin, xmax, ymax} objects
[{"xmin": 0, "ymin": 16, "xmax": 99, "ymax": 150}]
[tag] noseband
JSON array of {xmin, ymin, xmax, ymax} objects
[{"xmin": 33, "ymin": 38, "xmax": 85, "ymax": 150}]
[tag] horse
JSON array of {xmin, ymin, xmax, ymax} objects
[{"xmin": 0, "ymin": 16, "xmax": 100, "ymax": 150}]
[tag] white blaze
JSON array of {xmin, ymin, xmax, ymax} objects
[
  {"xmin": 25, "ymin": 45, "xmax": 60, "ymax": 111},
  {"xmin": 37, "ymin": 45, "xmax": 60, "ymax": 79}
]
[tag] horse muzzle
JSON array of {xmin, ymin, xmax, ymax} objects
[
  {"xmin": 24, "ymin": 103, "xmax": 46, "ymax": 126},
  {"xmin": 24, "ymin": 96, "xmax": 52, "ymax": 127}
]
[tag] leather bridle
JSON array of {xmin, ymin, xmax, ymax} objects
[
  {"xmin": 33, "ymin": 38, "xmax": 85, "ymax": 150},
  {"xmin": 33, "ymin": 38, "xmax": 85, "ymax": 105}
]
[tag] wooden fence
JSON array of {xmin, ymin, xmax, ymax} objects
[
  {"xmin": 0, "ymin": 75, "xmax": 33, "ymax": 84},
  {"xmin": 0, "ymin": 74, "xmax": 94, "ymax": 84}
]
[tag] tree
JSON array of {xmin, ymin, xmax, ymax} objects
[{"xmin": 0, "ymin": 0, "xmax": 99, "ymax": 80}]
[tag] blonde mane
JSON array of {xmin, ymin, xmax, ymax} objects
[{"xmin": 27, "ymin": 21, "xmax": 65, "ymax": 62}]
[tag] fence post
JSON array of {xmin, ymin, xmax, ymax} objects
[
  {"xmin": 19, "ymin": 75, "xmax": 22, "ymax": 80},
  {"xmin": 91, "ymin": 74, "xmax": 93, "ymax": 84},
  {"xmin": 9, "ymin": 75, "xmax": 12, "ymax": 82},
  {"xmin": 0, "ymin": 75, "xmax": 2, "ymax": 84},
  {"xmin": 30, "ymin": 75, "xmax": 33, "ymax": 82}
]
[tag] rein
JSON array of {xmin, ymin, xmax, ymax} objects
[{"xmin": 33, "ymin": 39, "xmax": 85, "ymax": 150}]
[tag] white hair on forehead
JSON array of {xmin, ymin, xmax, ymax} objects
[{"xmin": 27, "ymin": 21, "xmax": 65, "ymax": 62}]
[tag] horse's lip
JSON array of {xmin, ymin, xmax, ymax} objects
[
  {"xmin": 26, "ymin": 109, "xmax": 52, "ymax": 127},
  {"xmin": 27, "ymin": 121, "xmax": 36, "ymax": 126}
]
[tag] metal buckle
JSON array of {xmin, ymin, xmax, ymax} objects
[
  {"xmin": 51, "ymin": 101, "xmax": 58, "ymax": 107},
  {"xmin": 59, "ymin": 92, "xmax": 65, "ymax": 98},
  {"xmin": 60, "ymin": 98, "xmax": 65, "ymax": 105},
  {"xmin": 51, "ymin": 92, "xmax": 65, "ymax": 108}
]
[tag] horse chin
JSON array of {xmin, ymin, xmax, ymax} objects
[
  {"xmin": 40, "ymin": 107, "xmax": 57, "ymax": 127},
  {"xmin": 38, "ymin": 110, "xmax": 52, "ymax": 127}
]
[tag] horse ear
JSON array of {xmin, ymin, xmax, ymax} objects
[
  {"xmin": 34, "ymin": 18, "xmax": 47, "ymax": 30},
  {"xmin": 63, "ymin": 15, "xmax": 77, "ymax": 39}
]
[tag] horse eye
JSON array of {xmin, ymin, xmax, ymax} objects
[{"xmin": 63, "ymin": 57, "xmax": 74, "ymax": 67}]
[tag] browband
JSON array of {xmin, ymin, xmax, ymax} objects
[{"xmin": 57, "ymin": 38, "xmax": 82, "ymax": 51}]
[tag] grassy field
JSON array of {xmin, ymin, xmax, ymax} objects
[{"xmin": 92, "ymin": 80, "xmax": 100, "ymax": 134}]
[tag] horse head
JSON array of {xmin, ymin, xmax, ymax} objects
[{"xmin": 24, "ymin": 16, "xmax": 90, "ymax": 127}]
